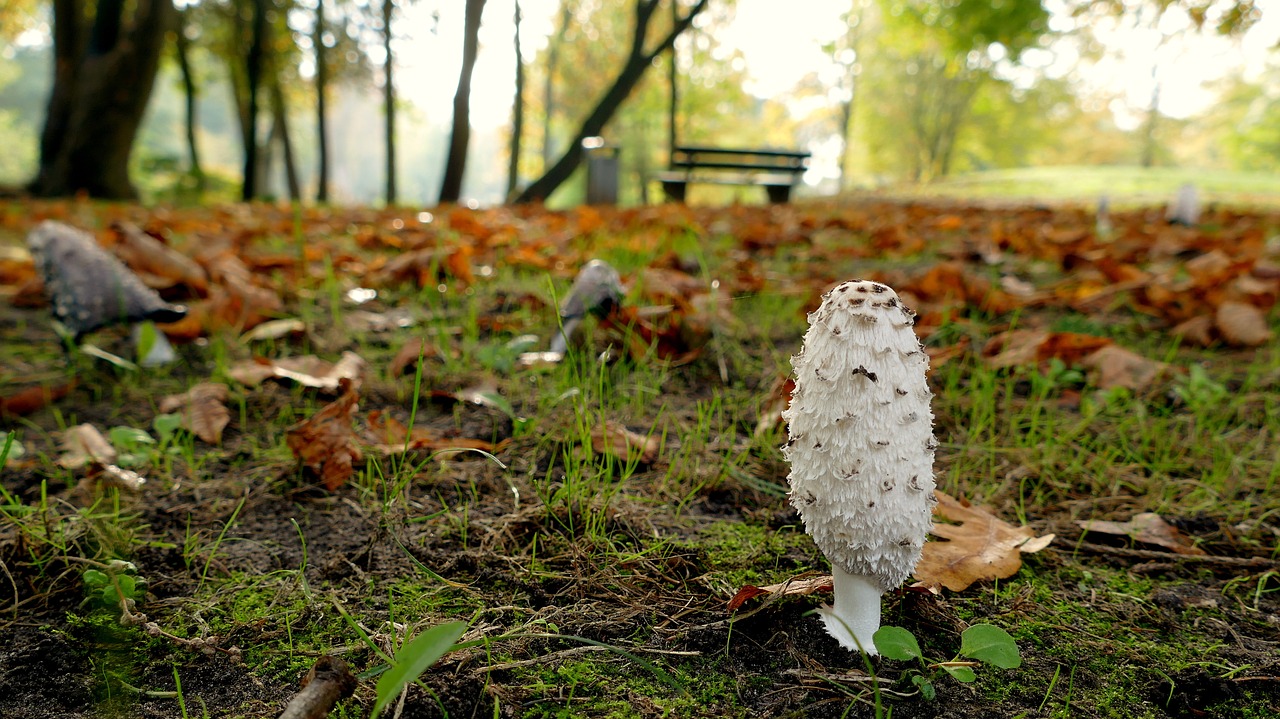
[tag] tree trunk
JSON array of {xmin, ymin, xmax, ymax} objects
[
  {"xmin": 506, "ymin": 0, "xmax": 524, "ymax": 198},
  {"xmin": 30, "ymin": 0, "xmax": 173, "ymax": 199},
  {"xmin": 315, "ymin": 0, "xmax": 330, "ymax": 202},
  {"xmin": 516, "ymin": 0, "xmax": 708, "ymax": 204},
  {"xmin": 242, "ymin": 0, "xmax": 268, "ymax": 201},
  {"xmin": 173, "ymin": 7, "xmax": 205, "ymax": 192},
  {"xmin": 271, "ymin": 79, "xmax": 301, "ymax": 201},
  {"xmin": 439, "ymin": 0, "xmax": 487, "ymax": 204},
  {"xmin": 542, "ymin": 0, "xmax": 572, "ymax": 171},
  {"xmin": 383, "ymin": 0, "xmax": 396, "ymax": 205}
]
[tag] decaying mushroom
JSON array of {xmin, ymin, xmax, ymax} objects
[
  {"xmin": 26, "ymin": 221, "xmax": 187, "ymax": 343},
  {"xmin": 782, "ymin": 279, "xmax": 937, "ymax": 654},
  {"xmin": 549, "ymin": 258, "xmax": 623, "ymax": 356}
]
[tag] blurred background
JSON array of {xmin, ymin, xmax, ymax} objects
[{"xmin": 2, "ymin": 0, "xmax": 1278, "ymax": 206}]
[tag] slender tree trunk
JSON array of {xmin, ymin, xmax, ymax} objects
[
  {"xmin": 272, "ymin": 79, "xmax": 300, "ymax": 201},
  {"xmin": 173, "ymin": 7, "xmax": 205, "ymax": 192},
  {"xmin": 542, "ymin": 0, "xmax": 571, "ymax": 171},
  {"xmin": 506, "ymin": 0, "xmax": 524, "ymax": 198},
  {"xmin": 315, "ymin": 0, "xmax": 330, "ymax": 202},
  {"xmin": 30, "ymin": 0, "xmax": 173, "ymax": 198},
  {"xmin": 383, "ymin": 0, "xmax": 396, "ymax": 205},
  {"xmin": 242, "ymin": 0, "xmax": 267, "ymax": 201},
  {"xmin": 1140, "ymin": 77, "xmax": 1161, "ymax": 168},
  {"xmin": 516, "ymin": 0, "xmax": 708, "ymax": 204},
  {"xmin": 439, "ymin": 0, "xmax": 487, "ymax": 203}
]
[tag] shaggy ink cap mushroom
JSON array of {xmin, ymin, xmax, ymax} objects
[
  {"xmin": 782, "ymin": 279, "xmax": 937, "ymax": 655},
  {"xmin": 26, "ymin": 221, "xmax": 187, "ymax": 341}
]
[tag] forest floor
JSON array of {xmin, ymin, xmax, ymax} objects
[{"xmin": 1, "ymin": 196, "xmax": 1279, "ymax": 719}]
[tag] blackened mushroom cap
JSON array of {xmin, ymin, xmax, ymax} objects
[{"xmin": 26, "ymin": 221, "xmax": 188, "ymax": 341}]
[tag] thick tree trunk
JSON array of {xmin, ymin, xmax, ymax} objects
[
  {"xmin": 516, "ymin": 0, "xmax": 708, "ymax": 204},
  {"xmin": 506, "ymin": 0, "xmax": 524, "ymax": 198},
  {"xmin": 30, "ymin": 0, "xmax": 173, "ymax": 199},
  {"xmin": 271, "ymin": 80, "xmax": 301, "ymax": 201},
  {"xmin": 242, "ymin": 0, "xmax": 268, "ymax": 201},
  {"xmin": 315, "ymin": 0, "xmax": 330, "ymax": 202},
  {"xmin": 439, "ymin": 0, "xmax": 487, "ymax": 204},
  {"xmin": 173, "ymin": 7, "xmax": 205, "ymax": 192},
  {"xmin": 383, "ymin": 0, "xmax": 396, "ymax": 205}
]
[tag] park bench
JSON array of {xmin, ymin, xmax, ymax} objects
[{"xmin": 657, "ymin": 145, "xmax": 811, "ymax": 203}]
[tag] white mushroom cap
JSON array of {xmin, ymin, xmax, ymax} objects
[{"xmin": 783, "ymin": 279, "xmax": 937, "ymax": 593}]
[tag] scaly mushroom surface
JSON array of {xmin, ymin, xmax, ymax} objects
[{"xmin": 782, "ymin": 279, "xmax": 937, "ymax": 654}]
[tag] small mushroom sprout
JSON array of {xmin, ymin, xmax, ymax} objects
[{"xmin": 782, "ymin": 279, "xmax": 936, "ymax": 654}]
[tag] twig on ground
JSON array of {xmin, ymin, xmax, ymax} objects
[
  {"xmin": 1067, "ymin": 542, "xmax": 1280, "ymax": 568},
  {"xmin": 277, "ymin": 656, "xmax": 358, "ymax": 719}
]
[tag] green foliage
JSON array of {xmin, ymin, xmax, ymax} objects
[
  {"xmin": 372, "ymin": 620, "xmax": 469, "ymax": 718},
  {"xmin": 874, "ymin": 624, "xmax": 1021, "ymax": 699},
  {"xmin": 82, "ymin": 561, "xmax": 147, "ymax": 617}
]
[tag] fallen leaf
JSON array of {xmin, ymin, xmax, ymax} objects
[
  {"xmin": 1079, "ymin": 345, "xmax": 1176, "ymax": 391},
  {"xmin": 158, "ymin": 383, "xmax": 231, "ymax": 444},
  {"xmin": 365, "ymin": 410, "xmax": 498, "ymax": 455},
  {"xmin": 58, "ymin": 424, "xmax": 117, "ymax": 469},
  {"xmin": 1215, "ymin": 301, "xmax": 1272, "ymax": 347},
  {"xmin": 1077, "ymin": 513, "xmax": 1206, "ymax": 555},
  {"xmin": 0, "ymin": 381, "xmax": 76, "ymax": 418},
  {"xmin": 240, "ymin": 318, "xmax": 307, "ymax": 342},
  {"xmin": 1171, "ymin": 315, "xmax": 1215, "ymax": 346},
  {"xmin": 590, "ymin": 421, "xmax": 660, "ymax": 464},
  {"xmin": 110, "ymin": 222, "xmax": 209, "ymax": 294},
  {"xmin": 914, "ymin": 491, "xmax": 1055, "ymax": 591},
  {"xmin": 227, "ymin": 351, "xmax": 366, "ymax": 392},
  {"xmin": 728, "ymin": 573, "xmax": 834, "ymax": 613},
  {"xmin": 285, "ymin": 378, "xmax": 362, "ymax": 490},
  {"xmin": 387, "ymin": 338, "xmax": 441, "ymax": 377},
  {"xmin": 983, "ymin": 330, "xmax": 1112, "ymax": 369}
]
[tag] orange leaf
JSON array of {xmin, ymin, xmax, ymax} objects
[
  {"xmin": 0, "ymin": 381, "xmax": 75, "ymax": 418},
  {"xmin": 914, "ymin": 491, "xmax": 1054, "ymax": 592},
  {"xmin": 285, "ymin": 379, "xmax": 362, "ymax": 490}
]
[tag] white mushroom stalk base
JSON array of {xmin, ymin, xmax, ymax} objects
[{"xmin": 820, "ymin": 566, "xmax": 884, "ymax": 655}]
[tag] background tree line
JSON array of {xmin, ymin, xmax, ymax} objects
[{"xmin": 0, "ymin": 0, "xmax": 1272, "ymax": 205}]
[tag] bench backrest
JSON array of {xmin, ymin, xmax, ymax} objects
[{"xmin": 670, "ymin": 145, "xmax": 811, "ymax": 173}]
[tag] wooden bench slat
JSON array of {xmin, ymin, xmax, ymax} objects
[{"xmin": 659, "ymin": 145, "xmax": 810, "ymax": 203}]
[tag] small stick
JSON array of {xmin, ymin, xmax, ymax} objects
[
  {"xmin": 277, "ymin": 656, "xmax": 358, "ymax": 719},
  {"xmin": 1068, "ymin": 542, "xmax": 1279, "ymax": 569}
]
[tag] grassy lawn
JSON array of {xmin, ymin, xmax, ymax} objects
[
  {"xmin": 1, "ymin": 195, "xmax": 1278, "ymax": 718},
  {"xmin": 879, "ymin": 165, "xmax": 1280, "ymax": 207}
]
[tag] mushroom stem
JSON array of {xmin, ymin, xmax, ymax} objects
[{"xmin": 820, "ymin": 566, "xmax": 883, "ymax": 655}]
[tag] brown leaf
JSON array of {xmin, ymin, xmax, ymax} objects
[
  {"xmin": 1077, "ymin": 513, "xmax": 1206, "ymax": 555},
  {"xmin": 387, "ymin": 338, "xmax": 441, "ymax": 377},
  {"xmin": 1079, "ymin": 345, "xmax": 1175, "ymax": 391},
  {"xmin": 0, "ymin": 381, "xmax": 76, "ymax": 418},
  {"xmin": 239, "ymin": 318, "xmax": 307, "ymax": 342},
  {"xmin": 590, "ymin": 421, "xmax": 660, "ymax": 464},
  {"xmin": 1215, "ymin": 301, "xmax": 1272, "ymax": 347},
  {"xmin": 914, "ymin": 491, "xmax": 1055, "ymax": 591},
  {"xmin": 1171, "ymin": 315, "xmax": 1215, "ymax": 347},
  {"xmin": 364, "ymin": 409, "xmax": 497, "ymax": 455},
  {"xmin": 983, "ymin": 330, "xmax": 1112, "ymax": 369},
  {"xmin": 285, "ymin": 379, "xmax": 362, "ymax": 490},
  {"xmin": 227, "ymin": 352, "xmax": 366, "ymax": 392},
  {"xmin": 728, "ymin": 574, "xmax": 834, "ymax": 613},
  {"xmin": 58, "ymin": 424, "xmax": 117, "ymax": 469},
  {"xmin": 159, "ymin": 383, "xmax": 231, "ymax": 444},
  {"xmin": 110, "ymin": 222, "xmax": 209, "ymax": 295}
]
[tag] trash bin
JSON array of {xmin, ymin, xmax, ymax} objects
[{"xmin": 583, "ymin": 137, "xmax": 620, "ymax": 205}]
